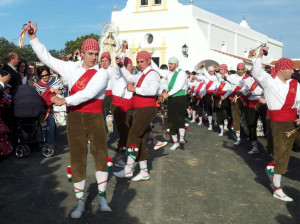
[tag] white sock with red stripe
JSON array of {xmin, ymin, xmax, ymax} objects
[
  {"xmin": 71, "ymin": 180, "xmax": 85, "ymax": 219},
  {"xmin": 139, "ymin": 160, "xmax": 149, "ymax": 178},
  {"xmin": 74, "ymin": 180, "xmax": 85, "ymax": 201},
  {"xmin": 96, "ymin": 171, "xmax": 112, "ymax": 212}
]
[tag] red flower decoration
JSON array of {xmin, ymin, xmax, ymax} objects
[{"xmin": 106, "ymin": 157, "xmax": 113, "ymax": 163}]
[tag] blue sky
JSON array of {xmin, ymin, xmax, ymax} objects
[{"xmin": 1, "ymin": 0, "xmax": 299, "ymax": 58}]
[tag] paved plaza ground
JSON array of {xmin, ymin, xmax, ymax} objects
[{"xmin": 0, "ymin": 118, "xmax": 299, "ymax": 224}]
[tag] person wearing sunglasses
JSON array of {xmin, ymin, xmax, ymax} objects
[{"xmin": 36, "ymin": 65, "xmax": 63, "ymax": 151}]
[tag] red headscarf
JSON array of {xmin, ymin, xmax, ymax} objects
[
  {"xmin": 124, "ymin": 57, "xmax": 132, "ymax": 68},
  {"xmin": 271, "ymin": 58, "xmax": 294, "ymax": 77},
  {"xmin": 101, "ymin": 52, "xmax": 111, "ymax": 59},
  {"xmin": 219, "ymin": 64, "xmax": 228, "ymax": 72},
  {"xmin": 136, "ymin": 51, "xmax": 151, "ymax": 61},
  {"xmin": 237, "ymin": 63, "xmax": 245, "ymax": 69},
  {"xmin": 81, "ymin": 38, "xmax": 99, "ymax": 53}
]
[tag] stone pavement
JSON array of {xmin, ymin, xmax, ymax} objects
[{"xmin": 0, "ymin": 118, "xmax": 299, "ymax": 224}]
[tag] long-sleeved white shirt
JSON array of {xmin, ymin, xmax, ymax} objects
[
  {"xmin": 125, "ymin": 66, "xmax": 160, "ymax": 96},
  {"xmin": 252, "ymin": 58, "xmax": 300, "ymax": 110},
  {"xmin": 30, "ymin": 38, "xmax": 108, "ymax": 106},
  {"xmin": 151, "ymin": 63, "xmax": 187, "ymax": 96},
  {"xmin": 240, "ymin": 75, "xmax": 264, "ymax": 101},
  {"xmin": 196, "ymin": 75, "xmax": 217, "ymax": 93},
  {"xmin": 106, "ymin": 65, "xmax": 116, "ymax": 91},
  {"xmin": 193, "ymin": 80, "xmax": 206, "ymax": 96},
  {"xmin": 112, "ymin": 67, "xmax": 133, "ymax": 99}
]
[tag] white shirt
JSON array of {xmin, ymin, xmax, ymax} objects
[
  {"xmin": 198, "ymin": 67, "xmax": 219, "ymax": 82},
  {"xmin": 196, "ymin": 75, "xmax": 217, "ymax": 92},
  {"xmin": 106, "ymin": 65, "xmax": 116, "ymax": 91},
  {"xmin": 151, "ymin": 63, "xmax": 187, "ymax": 96},
  {"xmin": 240, "ymin": 75, "xmax": 263, "ymax": 101},
  {"xmin": 193, "ymin": 80, "xmax": 206, "ymax": 96},
  {"xmin": 252, "ymin": 58, "xmax": 300, "ymax": 110},
  {"xmin": 112, "ymin": 67, "xmax": 133, "ymax": 99},
  {"xmin": 31, "ymin": 38, "xmax": 108, "ymax": 106},
  {"xmin": 126, "ymin": 66, "xmax": 160, "ymax": 96}
]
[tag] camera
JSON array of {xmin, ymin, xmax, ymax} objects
[{"xmin": 117, "ymin": 62, "xmax": 124, "ymax": 68}]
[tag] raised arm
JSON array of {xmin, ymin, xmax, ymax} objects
[{"xmin": 25, "ymin": 22, "xmax": 75, "ymax": 79}]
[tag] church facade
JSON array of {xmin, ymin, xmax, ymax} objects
[{"xmin": 109, "ymin": 0, "xmax": 283, "ymax": 70}]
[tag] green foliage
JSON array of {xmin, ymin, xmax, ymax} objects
[{"xmin": 64, "ymin": 33, "xmax": 100, "ymax": 55}]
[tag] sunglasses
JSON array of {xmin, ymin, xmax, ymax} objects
[{"xmin": 40, "ymin": 74, "xmax": 50, "ymax": 77}]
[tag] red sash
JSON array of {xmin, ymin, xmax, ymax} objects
[
  {"xmin": 229, "ymin": 86, "xmax": 243, "ymax": 101},
  {"xmin": 67, "ymin": 69, "xmax": 103, "ymax": 113},
  {"xmin": 270, "ymin": 79, "xmax": 298, "ymax": 122},
  {"xmin": 248, "ymin": 100, "xmax": 259, "ymax": 108},
  {"xmin": 216, "ymin": 82, "xmax": 226, "ymax": 96},
  {"xmin": 191, "ymin": 86, "xmax": 196, "ymax": 93},
  {"xmin": 206, "ymin": 81, "xmax": 215, "ymax": 94},
  {"xmin": 105, "ymin": 90, "xmax": 113, "ymax": 96},
  {"xmin": 112, "ymin": 95, "xmax": 133, "ymax": 112},
  {"xmin": 38, "ymin": 80, "xmax": 56, "ymax": 107},
  {"xmin": 196, "ymin": 82, "xmax": 205, "ymax": 98},
  {"xmin": 243, "ymin": 74, "xmax": 250, "ymax": 80},
  {"xmin": 133, "ymin": 69, "xmax": 157, "ymax": 109},
  {"xmin": 250, "ymin": 81, "xmax": 258, "ymax": 92}
]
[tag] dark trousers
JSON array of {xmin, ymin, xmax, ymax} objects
[
  {"xmin": 111, "ymin": 104, "xmax": 131, "ymax": 147},
  {"xmin": 205, "ymin": 94, "xmax": 214, "ymax": 116},
  {"xmin": 127, "ymin": 107, "xmax": 156, "ymax": 161},
  {"xmin": 103, "ymin": 95, "xmax": 113, "ymax": 118},
  {"xmin": 167, "ymin": 95, "xmax": 187, "ymax": 135},
  {"xmin": 214, "ymin": 96, "xmax": 229, "ymax": 125},
  {"xmin": 67, "ymin": 111, "xmax": 107, "ymax": 182}
]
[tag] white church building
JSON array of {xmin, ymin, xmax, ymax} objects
[{"xmin": 107, "ymin": 0, "xmax": 283, "ymax": 71}]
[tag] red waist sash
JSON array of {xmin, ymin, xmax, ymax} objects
[
  {"xmin": 270, "ymin": 109, "xmax": 297, "ymax": 122},
  {"xmin": 112, "ymin": 95, "xmax": 133, "ymax": 112},
  {"xmin": 132, "ymin": 95, "xmax": 156, "ymax": 109}
]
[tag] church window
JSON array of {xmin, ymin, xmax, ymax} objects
[{"xmin": 141, "ymin": 0, "xmax": 148, "ymax": 6}]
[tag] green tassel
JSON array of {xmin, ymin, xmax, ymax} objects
[
  {"xmin": 68, "ymin": 178, "xmax": 72, "ymax": 183},
  {"xmin": 99, "ymin": 191, "xmax": 106, "ymax": 198},
  {"xmin": 267, "ymin": 170, "xmax": 274, "ymax": 176},
  {"xmin": 107, "ymin": 166, "xmax": 113, "ymax": 173}
]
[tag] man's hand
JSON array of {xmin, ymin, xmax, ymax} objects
[
  {"xmin": 248, "ymin": 50, "xmax": 256, "ymax": 59},
  {"xmin": 258, "ymin": 46, "xmax": 269, "ymax": 58},
  {"xmin": 24, "ymin": 21, "xmax": 37, "ymax": 40},
  {"xmin": 127, "ymin": 82, "xmax": 136, "ymax": 92},
  {"xmin": 259, "ymin": 97, "xmax": 266, "ymax": 105},
  {"xmin": 51, "ymin": 96, "xmax": 66, "ymax": 106},
  {"xmin": 200, "ymin": 62, "xmax": 205, "ymax": 68},
  {"xmin": 220, "ymin": 95, "xmax": 226, "ymax": 101},
  {"xmin": 0, "ymin": 74, "xmax": 10, "ymax": 85},
  {"xmin": 162, "ymin": 91, "xmax": 169, "ymax": 100},
  {"xmin": 295, "ymin": 119, "xmax": 300, "ymax": 126}
]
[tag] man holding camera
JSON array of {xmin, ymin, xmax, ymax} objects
[{"xmin": 251, "ymin": 46, "xmax": 297, "ymax": 202}]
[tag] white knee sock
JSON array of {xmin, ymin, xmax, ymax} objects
[
  {"xmin": 236, "ymin": 130, "xmax": 241, "ymax": 140},
  {"xmin": 171, "ymin": 134, "xmax": 178, "ymax": 143},
  {"xmin": 179, "ymin": 128, "xmax": 185, "ymax": 139},
  {"xmin": 139, "ymin": 160, "xmax": 149, "ymax": 177},
  {"xmin": 125, "ymin": 153, "xmax": 136, "ymax": 175},
  {"xmin": 208, "ymin": 116, "xmax": 212, "ymax": 124},
  {"xmin": 224, "ymin": 119, "xmax": 228, "ymax": 128},
  {"xmin": 96, "ymin": 171, "xmax": 108, "ymax": 196},
  {"xmin": 74, "ymin": 180, "xmax": 85, "ymax": 201},
  {"xmin": 273, "ymin": 174, "xmax": 281, "ymax": 188}
]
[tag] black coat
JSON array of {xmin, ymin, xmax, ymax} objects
[{"xmin": 2, "ymin": 63, "xmax": 22, "ymax": 95}]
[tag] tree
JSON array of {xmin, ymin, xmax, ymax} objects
[{"xmin": 64, "ymin": 33, "xmax": 100, "ymax": 55}]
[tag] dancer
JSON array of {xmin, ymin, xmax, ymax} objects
[{"xmin": 25, "ymin": 22, "xmax": 112, "ymax": 219}]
